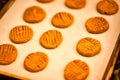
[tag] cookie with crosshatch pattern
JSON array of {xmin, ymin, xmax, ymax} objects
[
  {"xmin": 51, "ymin": 12, "xmax": 74, "ymax": 28},
  {"xmin": 0, "ymin": 44, "xmax": 18, "ymax": 65},
  {"xmin": 85, "ymin": 17, "xmax": 109, "ymax": 34},
  {"xmin": 9, "ymin": 25, "xmax": 33, "ymax": 44},
  {"xmin": 76, "ymin": 37, "xmax": 101, "ymax": 57},
  {"xmin": 65, "ymin": 0, "xmax": 86, "ymax": 9},
  {"xmin": 96, "ymin": 0, "xmax": 119, "ymax": 15},
  {"xmin": 24, "ymin": 52, "xmax": 49, "ymax": 72},
  {"xmin": 37, "ymin": 0, "xmax": 54, "ymax": 3},
  {"xmin": 23, "ymin": 6, "xmax": 46, "ymax": 23},
  {"xmin": 40, "ymin": 30, "xmax": 63, "ymax": 49},
  {"xmin": 64, "ymin": 59, "xmax": 89, "ymax": 80}
]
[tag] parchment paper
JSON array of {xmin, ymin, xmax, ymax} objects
[{"xmin": 0, "ymin": 0, "xmax": 120, "ymax": 80}]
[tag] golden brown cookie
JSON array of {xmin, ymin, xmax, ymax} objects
[
  {"xmin": 24, "ymin": 52, "xmax": 48, "ymax": 72},
  {"xmin": 23, "ymin": 6, "xmax": 46, "ymax": 23},
  {"xmin": 76, "ymin": 37, "xmax": 101, "ymax": 57},
  {"xmin": 9, "ymin": 25, "xmax": 33, "ymax": 44},
  {"xmin": 85, "ymin": 17, "xmax": 109, "ymax": 34},
  {"xmin": 96, "ymin": 0, "xmax": 119, "ymax": 15},
  {"xmin": 64, "ymin": 59, "xmax": 89, "ymax": 80},
  {"xmin": 40, "ymin": 30, "xmax": 63, "ymax": 49},
  {"xmin": 51, "ymin": 12, "xmax": 74, "ymax": 28},
  {"xmin": 37, "ymin": 0, "xmax": 54, "ymax": 3},
  {"xmin": 65, "ymin": 0, "xmax": 86, "ymax": 9},
  {"xmin": 0, "ymin": 44, "xmax": 18, "ymax": 65}
]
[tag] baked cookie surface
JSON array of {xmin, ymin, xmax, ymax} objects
[
  {"xmin": 65, "ymin": 0, "xmax": 86, "ymax": 9},
  {"xmin": 76, "ymin": 37, "xmax": 101, "ymax": 57},
  {"xmin": 51, "ymin": 12, "xmax": 74, "ymax": 28},
  {"xmin": 0, "ymin": 44, "xmax": 18, "ymax": 65},
  {"xmin": 40, "ymin": 30, "xmax": 63, "ymax": 49},
  {"xmin": 24, "ymin": 52, "xmax": 48, "ymax": 72},
  {"xmin": 85, "ymin": 17, "xmax": 109, "ymax": 34},
  {"xmin": 23, "ymin": 6, "xmax": 46, "ymax": 23},
  {"xmin": 96, "ymin": 0, "xmax": 119, "ymax": 15},
  {"xmin": 9, "ymin": 25, "xmax": 33, "ymax": 44},
  {"xmin": 37, "ymin": 0, "xmax": 54, "ymax": 3},
  {"xmin": 64, "ymin": 59, "xmax": 89, "ymax": 80}
]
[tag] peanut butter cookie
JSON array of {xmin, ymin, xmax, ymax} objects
[
  {"xmin": 23, "ymin": 6, "xmax": 46, "ymax": 23},
  {"xmin": 96, "ymin": 0, "xmax": 119, "ymax": 15},
  {"xmin": 76, "ymin": 37, "xmax": 101, "ymax": 57},
  {"xmin": 65, "ymin": 0, "xmax": 86, "ymax": 9},
  {"xmin": 64, "ymin": 59, "xmax": 89, "ymax": 80},
  {"xmin": 85, "ymin": 17, "xmax": 109, "ymax": 34},
  {"xmin": 0, "ymin": 44, "xmax": 18, "ymax": 65},
  {"xmin": 9, "ymin": 25, "xmax": 33, "ymax": 44},
  {"xmin": 24, "ymin": 52, "xmax": 49, "ymax": 72},
  {"xmin": 40, "ymin": 30, "xmax": 63, "ymax": 49},
  {"xmin": 51, "ymin": 12, "xmax": 74, "ymax": 28},
  {"xmin": 37, "ymin": 0, "xmax": 54, "ymax": 3}
]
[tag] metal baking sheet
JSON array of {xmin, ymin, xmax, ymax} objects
[{"xmin": 0, "ymin": 0, "xmax": 120, "ymax": 80}]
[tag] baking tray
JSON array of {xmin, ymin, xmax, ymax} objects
[
  {"xmin": 103, "ymin": 34, "xmax": 120, "ymax": 80},
  {"xmin": 0, "ymin": 0, "xmax": 15, "ymax": 19},
  {"xmin": 0, "ymin": 0, "xmax": 120, "ymax": 80}
]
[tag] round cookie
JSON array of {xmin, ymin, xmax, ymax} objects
[
  {"xmin": 23, "ymin": 6, "xmax": 46, "ymax": 23},
  {"xmin": 76, "ymin": 37, "xmax": 101, "ymax": 57},
  {"xmin": 85, "ymin": 17, "xmax": 109, "ymax": 34},
  {"xmin": 65, "ymin": 0, "xmax": 86, "ymax": 9},
  {"xmin": 64, "ymin": 59, "xmax": 89, "ymax": 80},
  {"xmin": 37, "ymin": 0, "xmax": 54, "ymax": 3},
  {"xmin": 96, "ymin": 0, "xmax": 119, "ymax": 15},
  {"xmin": 0, "ymin": 44, "xmax": 18, "ymax": 65},
  {"xmin": 51, "ymin": 12, "xmax": 74, "ymax": 28},
  {"xmin": 9, "ymin": 25, "xmax": 33, "ymax": 44},
  {"xmin": 24, "ymin": 52, "xmax": 48, "ymax": 72},
  {"xmin": 40, "ymin": 30, "xmax": 63, "ymax": 49}
]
